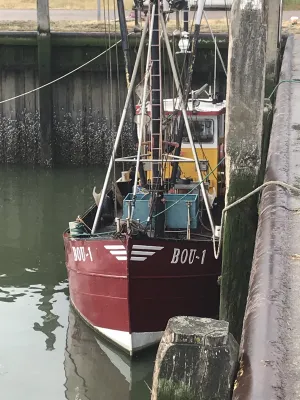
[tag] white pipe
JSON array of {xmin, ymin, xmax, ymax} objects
[
  {"xmin": 91, "ymin": 16, "xmax": 150, "ymax": 234},
  {"xmin": 160, "ymin": 12, "xmax": 216, "ymax": 235},
  {"xmin": 131, "ymin": 4, "xmax": 156, "ymax": 219},
  {"xmin": 214, "ymin": 36, "xmax": 217, "ymax": 99},
  {"xmin": 187, "ymin": 202, "xmax": 191, "ymax": 240}
]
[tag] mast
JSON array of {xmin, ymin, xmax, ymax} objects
[
  {"xmin": 183, "ymin": 0, "xmax": 188, "ymax": 32},
  {"xmin": 150, "ymin": 0, "xmax": 165, "ymax": 237},
  {"xmin": 151, "ymin": 0, "xmax": 161, "ymax": 188},
  {"xmin": 117, "ymin": 0, "xmax": 146, "ymax": 186},
  {"xmin": 170, "ymin": 0, "xmax": 206, "ymax": 185}
]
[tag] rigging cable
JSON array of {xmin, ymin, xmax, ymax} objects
[
  {"xmin": 104, "ymin": 0, "xmax": 113, "ymax": 132},
  {"xmin": 213, "ymin": 181, "xmax": 300, "ymax": 260},
  {"xmin": 0, "ymin": 36, "xmax": 133, "ymax": 105},
  {"xmin": 114, "ymin": 0, "xmax": 124, "ymax": 170},
  {"xmin": 142, "ymin": 156, "xmax": 225, "ymax": 230},
  {"xmin": 203, "ymin": 11, "xmax": 227, "ymax": 77},
  {"xmin": 135, "ymin": 159, "xmax": 300, "ymax": 262},
  {"xmin": 113, "ymin": 0, "xmax": 123, "ymax": 213}
]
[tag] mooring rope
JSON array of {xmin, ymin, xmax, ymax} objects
[
  {"xmin": 0, "ymin": 34, "xmax": 133, "ymax": 105},
  {"xmin": 137, "ymin": 157, "xmax": 226, "ymax": 226},
  {"xmin": 213, "ymin": 180, "xmax": 300, "ymax": 260},
  {"xmin": 268, "ymin": 79, "xmax": 300, "ymax": 99},
  {"xmin": 137, "ymin": 169, "xmax": 300, "ymax": 260}
]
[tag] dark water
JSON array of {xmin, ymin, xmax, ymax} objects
[{"xmin": 0, "ymin": 166, "xmax": 154, "ymax": 400}]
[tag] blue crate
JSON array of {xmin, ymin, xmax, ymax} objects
[
  {"xmin": 122, "ymin": 193, "xmax": 198, "ymax": 229},
  {"xmin": 122, "ymin": 193, "xmax": 151, "ymax": 222},
  {"xmin": 165, "ymin": 193, "xmax": 198, "ymax": 229}
]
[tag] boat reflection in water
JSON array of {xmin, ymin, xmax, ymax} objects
[{"xmin": 64, "ymin": 306, "xmax": 155, "ymax": 400}]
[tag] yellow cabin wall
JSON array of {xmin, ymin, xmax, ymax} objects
[
  {"xmin": 180, "ymin": 147, "xmax": 218, "ymax": 193},
  {"xmin": 143, "ymin": 114, "xmax": 224, "ymax": 195},
  {"xmin": 145, "ymin": 147, "xmax": 218, "ymax": 194}
]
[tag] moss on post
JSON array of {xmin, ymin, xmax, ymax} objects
[{"xmin": 151, "ymin": 317, "xmax": 238, "ymax": 400}]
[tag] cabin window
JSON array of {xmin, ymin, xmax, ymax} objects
[{"xmin": 182, "ymin": 118, "xmax": 214, "ymax": 144}]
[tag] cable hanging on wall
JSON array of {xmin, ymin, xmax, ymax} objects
[{"xmin": 0, "ymin": 35, "xmax": 133, "ymax": 105}]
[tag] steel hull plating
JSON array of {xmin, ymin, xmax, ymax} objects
[{"xmin": 64, "ymin": 235, "xmax": 221, "ymax": 354}]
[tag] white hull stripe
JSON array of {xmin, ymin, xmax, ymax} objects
[
  {"xmin": 105, "ymin": 244, "xmax": 164, "ymax": 262},
  {"xmin": 132, "ymin": 245, "xmax": 164, "ymax": 251},
  {"xmin": 110, "ymin": 250, "xmax": 127, "ymax": 255},
  {"xmin": 131, "ymin": 251, "xmax": 155, "ymax": 256},
  {"xmin": 104, "ymin": 245, "xmax": 125, "ymax": 250}
]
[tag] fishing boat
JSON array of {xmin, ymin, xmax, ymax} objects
[{"xmin": 63, "ymin": 0, "xmax": 226, "ymax": 355}]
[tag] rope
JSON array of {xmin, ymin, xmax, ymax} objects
[
  {"xmin": 268, "ymin": 79, "xmax": 300, "ymax": 100},
  {"xmin": 76, "ymin": 216, "xmax": 92, "ymax": 232},
  {"xmin": 203, "ymin": 11, "xmax": 227, "ymax": 77},
  {"xmin": 213, "ymin": 180, "xmax": 300, "ymax": 260},
  {"xmin": 0, "ymin": 35, "xmax": 133, "ymax": 105},
  {"xmin": 140, "ymin": 156, "xmax": 225, "ymax": 224}
]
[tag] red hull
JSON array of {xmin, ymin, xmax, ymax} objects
[{"xmin": 64, "ymin": 235, "xmax": 221, "ymax": 353}]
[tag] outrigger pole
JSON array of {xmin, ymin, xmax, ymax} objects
[
  {"xmin": 170, "ymin": 0, "xmax": 206, "ymax": 185},
  {"xmin": 91, "ymin": 17, "xmax": 150, "ymax": 234},
  {"xmin": 160, "ymin": 12, "xmax": 216, "ymax": 235},
  {"xmin": 117, "ymin": 0, "xmax": 146, "ymax": 186}
]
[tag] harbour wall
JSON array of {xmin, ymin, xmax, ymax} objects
[{"xmin": 0, "ymin": 32, "xmax": 228, "ymax": 165}]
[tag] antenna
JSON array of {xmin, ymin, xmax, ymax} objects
[{"xmin": 214, "ymin": 37, "xmax": 217, "ymax": 100}]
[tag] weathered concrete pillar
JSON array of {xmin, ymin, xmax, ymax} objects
[
  {"xmin": 151, "ymin": 317, "xmax": 238, "ymax": 400},
  {"xmin": 265, "ymin": 0, "xmax": 282, "ymax": 96},
  {"xmin": 219, "ymin": 0, "xmax": 267, "ymax": 342},
  {"xmin": 37, "ymin": 0, "xmax": 53, "ymax": 166}
]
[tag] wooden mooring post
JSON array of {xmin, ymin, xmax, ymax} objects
[
  {"xmin": 219, "ymin": 0, "xmax": 268, "ymax": 342},
  {"xmin": 37, "ymin": 0, "xmax": 53, "ymax": 166},
  {"xmin": 265, "ymin": 0, "xmax": 282, "ymax": 96},
  {"xmin": 151, "ymin": 317, "xmax": 238, "ymax": 400}
]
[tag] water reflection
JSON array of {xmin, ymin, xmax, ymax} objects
[
  {"xmin": 33, "ymin": 284, "xmax": 68, "ymax": 351},
  {"xmin": 64, "ymin": 306, "xmax": 154, "ymax": 400},
  {"xmin": 0, "ymin": 166, "xmax": 155, "ymax": 399}
]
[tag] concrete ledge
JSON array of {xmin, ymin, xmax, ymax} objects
[
  {"xmin": 233, "ymin": 34, "xmax": 300, "ymax": 399},
  {"xmin": 0, "ymin": 31, "xmax": 230, "ymax": 47}
]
